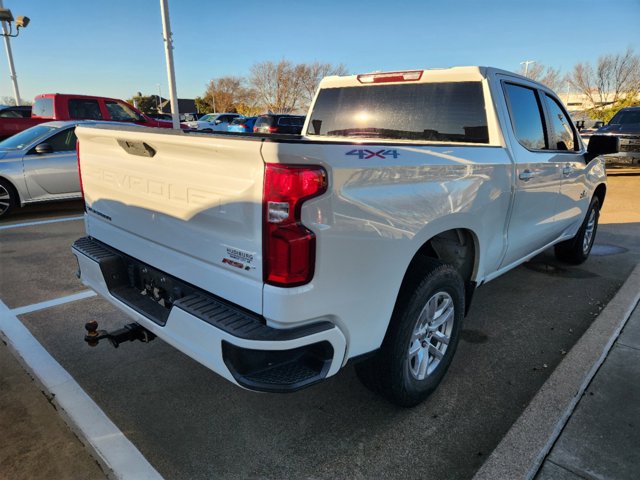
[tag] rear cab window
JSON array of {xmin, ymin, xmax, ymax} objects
[
  {"xmin": 307, "ymin": 82, "xmax": 489, "ymax": 143},
  {"xmin": 33, "ymin": 98, "xmax": 54, "ymax": 118}
]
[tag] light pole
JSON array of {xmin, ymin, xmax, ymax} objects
[
  {"xmin": 159, "ymin": 0, "xmax": 179, "ymax": 129},
  {"xmin": 0, "ymin": 1, "xmax": 30, "ymax": 105},
  {"xmin": 520, "ymin": 60, "xmax": 535, "ymax": 77}
]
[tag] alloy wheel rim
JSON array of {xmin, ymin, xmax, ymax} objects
[
  {"xmin": 582, "ymin": 209, "xmax": 596, "ymax": 254},
  {"xmin": 0, "ymin": 184, "xmax": 10, "ymax": 215},
  {"xmin": 408, "ymin": 291, "xmax": 455, "ymax": 380}
]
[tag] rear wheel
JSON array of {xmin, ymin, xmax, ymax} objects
[
  {"xmin": 0, "ymin": 179, "xmax": 17, "ymax": 218},
  {"xmin": 554, "ymin": 197, "xmax": 600, "ymax": 265},
  {"xmin": 356, "ymin": 258, "xmax": 465, "ymax": 407}
]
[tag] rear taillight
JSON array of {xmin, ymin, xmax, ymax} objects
[
  {"xmin": 268, "ymin": 126, "xmax": 278, "ymax": 133},
  {"xmin": 357, "ymin": 70, "xmax": 423, "ymax": 83},
  {"xmin": 76, "ymin": 141, "xmax": 85, "ymax": 203},
  {"xmin": 263, "ymin": 164, "xmax": 327, "ymax": 287}
]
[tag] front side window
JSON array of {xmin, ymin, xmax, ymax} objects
[
  {"xmin": 544, "ymin": 95, "xmax": 577, "ymax": 151},
  {"xmin": 68, "ymin": 99, "xmax": 103, "ymax": 120},
  {"xmin": 44, "ymin": 128, "xmax": 78, "ymax": 152},
  {"xmin": 105, "ymin": 101, "xmax": 142, "ymax": 122},
  {"xmin": 504, "ymin": 83, "xmax": 547, "ymax": 150},
  {"xmin": 33, "ymin": 98, "xmax": 54, "ymax": 117},
  {"xmin": 307, "ymin": 82, "xmax": 489, "ymax": 143}
]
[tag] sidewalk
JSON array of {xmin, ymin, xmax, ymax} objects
[
  {"xmin": 0, "ymin": 340, "xmax": 106, "ymax": 480},
  {"xmin": 474, "ymin": 263, "xmax": 640, "ymax": 480},
  {"xmin": 536, "ymin": 304, "xmax": 640, "ymax": 479}
]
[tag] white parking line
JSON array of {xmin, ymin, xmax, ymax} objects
[
  {"xmin": 0, "ymin": 215, "xmax": 84, "ymax": 231},
  {"xmin": 0, "ymin": 298, "xmax": 163, "ymax": 480},
  {"xmin": 11, "ymin": 290, "xmax": 97, "ymax": 316}
]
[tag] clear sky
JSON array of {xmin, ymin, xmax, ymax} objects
[{"xmin": 1, "ymin": 0, "xmax": 639, "ymax": 103}]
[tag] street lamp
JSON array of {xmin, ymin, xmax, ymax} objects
[
  {"xmin": 0, "ymin": 1, "xmax": 30, "ymax": 106},
  {"xmin": 520, "ymin": 60, "xmax": 535, "ymax": 77}
]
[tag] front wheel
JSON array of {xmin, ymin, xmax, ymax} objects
[
  {"xmin": 356, "ymin": 258, "xmax": 465, "ymax": 407},
  {"xmin": 554, "ymin": 196, "xmax": 600, "ymax": 265},
  {"xmin": 0, "ymin": 179, "xmax": 17, "ymax": 218}
]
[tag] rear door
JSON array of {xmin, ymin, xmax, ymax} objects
[
  {"xmin": 76, "ymin": 126, "xmax": 265, "ymax": 313},
  {"xmin": 499, "ymin": 81, "xmax": 564, "ymax": 268}
]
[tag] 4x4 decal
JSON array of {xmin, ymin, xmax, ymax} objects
[{"xmin": 346, "ymin": 149, "xmax": 400, "ymax": 159}]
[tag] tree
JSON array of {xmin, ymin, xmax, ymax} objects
[
  {"xmin": 204, "ymin": 76, "xmax": 245, "ymax": 113},
  {"xmin": 127, "ymin": 95, "xmax": 159, "ymax": 114},
  {"xmin": 1, "ymin": 96, "xmax": 32, "ymax": 106},
  {"xmin": 248, "ymin": 60, "xmax": 347, "ymax": 113},
  {"xmin": 570, "ymin": 48, "xmax": 640, "ymax": 120},
  {"xmin": 519, "ymin": 63, "xmax": 564, "ymax": 92},
  {"xmin": 298, "ymin": 62, "xmax": 348, "ymax": 106}
]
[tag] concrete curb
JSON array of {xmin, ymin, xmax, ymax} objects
[
  {"xmin": 473, "ymin": 262, "xmax": 640, "ymax": 480},
  {"xmin": 0, "ymin": 299, "xmax": 163, "ymax": 480}
]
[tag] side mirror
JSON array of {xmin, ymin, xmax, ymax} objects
[
  {"xmin": 35, "ymin": 143, "xmax": 53, "ymax": 154},
  {"xmin": 588, "ymin": 135, "xmax": 619, "ymax": 156},
  {"xmin": 594, "ymin": 121, "xmax": 605, "ymax": 129},
  {"xmin": 215, "ymin": 119, "xmax": 222, "ymax": 125}
]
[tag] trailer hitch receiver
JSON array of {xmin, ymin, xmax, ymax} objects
[{"xmin": 84, "ymin": 320, "xmax": 156, "ymax": 348}]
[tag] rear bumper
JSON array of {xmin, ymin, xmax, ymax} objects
[{"xmin": 72, "ymin": 236, "xmax": 347, "ymax": 392}]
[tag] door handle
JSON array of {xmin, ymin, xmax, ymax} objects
[
  {"xmin": 562, "ymin": 166, "xmax": 573, "ymax": 176},
  {"xmin": 519, "ymin": 170, "xmax": 535, "ymax": 181}
]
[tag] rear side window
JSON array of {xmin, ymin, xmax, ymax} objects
[
  {"xmin": 33, "ymin": 98, "xmax": 54, "ymax": 118},
  {"xmin": 504, "ymin": 84, "xmax": 546, "ymax": 150},
  {"xmin": 544, "ymin": 94, "xmax": 577, "ymax": 151},
  {"xmin": 68, "ymin": 99, "xmax": 103, "ymax": 120},
  {"xmin": 307, "ymin": 82, "xmax": 489, "ymax": 143}
]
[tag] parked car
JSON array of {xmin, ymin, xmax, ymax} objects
[
  {"xmin": 147, "ymin": 113, "xmax": 173, "ymax": 121},
  {"xmin": 180, "ymin": 112, "xmax": 205, "ymax": 122},
  {"xmin": 0, "ymin": 120, "xmax": 138, "ymax": 218},
  {"xmin": 73, "ymin": 66, "xmax": 614, "ymax": 407},
  {"xmin": 227, "ymin": 116, "xmax": 257, "ymax": 133},
  {"xmin": 0, "ymin": 93, "xmax": 180, "ymax": 140},
  {"xmin": 185, "ymin": 113, "xmax": 242, "ymax": 132},
  {"xmin": 253, "ymin": 114, "xmax": 305, "ymax": 134},
  {"xmin": 592, "ymin": 106, "xmax": 640, "ymax": 167},
  {"xmin": 0, "ymin": 105, "xmax": 32, "ymax": 118}
]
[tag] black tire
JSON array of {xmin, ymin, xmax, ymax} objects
[
  {"xmin": 554, "ymin": 197, "xmax": 600, "ymax": 265},
  {"xmin": 0, "ymin": 178, "xmax": 18, "ymax": 218},
  {"xmin": 356, "ymin": 257, "xmax": 465, "ymax": 407}
]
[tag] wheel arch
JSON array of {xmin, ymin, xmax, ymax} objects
[
  {"xmin": 0, "ymin": 174, "xmax": 21, "ymax": 205},
  {"xmin": 397, "ymin": 227, "xmax": 479, "ymax": 317},
  {"xmin": 593, "ymin": 183, "xmax": 606, "ymax": 208}
]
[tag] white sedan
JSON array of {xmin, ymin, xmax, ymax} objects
[{"xmin": 185, "ymin": 113, "xmax": 242, "ymax": 132}]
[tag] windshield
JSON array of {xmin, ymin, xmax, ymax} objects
[
  {"xmin": 609, "ymin": 109, "xmax": 640, "ymax": 125},
  {"xmin": 0, "ymin": 124, "xmax": 59, "ymax": 150},
  {"xmin": 200, "ymin": 114, "xmax": 216, "ymax": 122},
  {"xmin": 307, "ymin": 82, "xmax": 489, "ymax": 143}
]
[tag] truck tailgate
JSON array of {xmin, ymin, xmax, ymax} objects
[{"xmin": 75, "ymin": 126, "xmax": 265, "ymax": 313}]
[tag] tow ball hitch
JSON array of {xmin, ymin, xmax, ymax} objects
[{"xmin": 84, "ymin": 320, "xmax": 156, "ymax": 348}]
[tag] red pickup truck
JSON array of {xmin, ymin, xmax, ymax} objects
[{"xmin": 0, "ymin": 93, "xmax": 175, "ymax": 139}]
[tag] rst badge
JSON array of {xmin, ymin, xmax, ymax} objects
[{"xmin": 346, "ymin": 149, "xmax": 400, "ymax": 159}]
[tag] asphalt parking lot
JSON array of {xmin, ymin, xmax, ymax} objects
[{"xmin": 1, "ymin": 173, "xmax": 639, "ymax": 480}]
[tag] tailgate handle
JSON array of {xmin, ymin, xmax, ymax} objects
[{"xmin": 117, "ymin": 139, "xmax": 156, "ymax": 158}]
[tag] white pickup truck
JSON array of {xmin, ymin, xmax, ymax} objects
[{"xmin": 72, "ymin": 67, "xmax": 616, "ymax": 407}]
